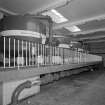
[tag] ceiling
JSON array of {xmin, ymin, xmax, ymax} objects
[{"xmin": 0, "ymin": 0, "xmax": 105, "ymax": 44}]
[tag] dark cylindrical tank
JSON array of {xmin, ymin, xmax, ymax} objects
[
  {"xmin": 0, "ymin": 15, "xmax": 48, "ymax": 35},
  {"xmin": 0, "ymin": 15, "xmax": 53, "ymax": 44}
]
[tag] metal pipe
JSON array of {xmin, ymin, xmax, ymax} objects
[
  {"xmin": 18, "ymin": 40, "xmax": 19, "ymax": 69},
  {"xmin": 37, "ymin": 43, "xmax": 39, "ymax": 67},
  {"xmin": 10, "ymin": 80, "xmax": 40, "ymax": 105},
  {"xmin": 41, "ymin": 44, "xmax": 42, "ymax": 65},
  {"xmin": 9, "ymin": 38, "xmax": 11, "ymax": 67},
  {"xmin": 63, "ymin": 48, "xmax": 64, "ymax": 64},
  {"xmin": 52, "ymin": 46, "xmax": 54, "ymax": 65},
  {"xmin": 3, "ymin": 37, "xmax": 5, "ymax": 68},
  {"xmin": 43, "ymin": 45, "xmax": 45, "ymax": 65},
  {"xmin": 31, "ymin": 42, "xmax": 34, "ymax": 66},
  {"xmin": 22, "ymin": 40, "xmax": 23, "ymax": 67},
  {"xmin": 11, "ymin": 81, "xmax": 32, "ymax": 105},
  {"xmin": 26, "ymin": 41, "xmax": 27, "ymax": 66},
  {"xmin": 34, "ymin": 43, "xmax": 36, "ymax": 66},
  {"xmin": 29, "ymin": 42, "xmax": 30, "ymax": 66},
  {"xmin": 14, "ymin": 39, "xmax": 15, "ymax": 67},
  {"xmin": 45, "ymin": 45, "xmax": 46, "ymax": 65}
]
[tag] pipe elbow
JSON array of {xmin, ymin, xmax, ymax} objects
[{"xmin": 11, "ymin": 80, "xmax": 32, "ymax": 105}]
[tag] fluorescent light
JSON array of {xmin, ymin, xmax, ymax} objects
[
  {"xmin": 51, "ymin": 9, "xmax": 64, "ymax": 18},
  {"xmin": 65, "ymin": 25, "xmax": 81, "ymax": 32},
  {"xmin": 42, "ymin": 9, "xmax": 68, "ymax": 23}
]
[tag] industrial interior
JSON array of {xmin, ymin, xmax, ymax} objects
[{"xmin": 0, "ymin": 0, "xmax": 105, "ymax": 105}]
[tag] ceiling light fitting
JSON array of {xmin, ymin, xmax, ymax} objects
[
  {"xmin": 42, "ymin": 9, "xmax": 68, "ymax": 23},
  {"xmin": 65, "ymin": 25, "xmax": 81, "ymax": 32}
]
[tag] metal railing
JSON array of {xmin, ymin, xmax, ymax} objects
[{"xmin": 0, "ymin": 36, "xmax": 87, "ymax": 70}]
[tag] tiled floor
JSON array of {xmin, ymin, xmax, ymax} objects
[{"xmin": 19, "ymin": 69, "xmax": 105, "ymax": 105}]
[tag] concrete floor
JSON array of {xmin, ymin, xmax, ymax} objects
[{"xmin": 19, "ymin": 69, "xmax": 105, "ymax": 105}]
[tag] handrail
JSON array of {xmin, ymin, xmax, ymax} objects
[{"xmin": 0, "ymin": 36, "xmax": 88, "ymax": 70}]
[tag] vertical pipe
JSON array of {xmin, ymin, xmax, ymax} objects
[
  {"xmin": 77, "ymin": 48, "xmax": 79, "ymax": 64},
  {"xmin": 22, "ymin": 40, "xmax": 23, "ymax": 67},
  {"xmin": 37, "ymin": 43, "xmax": 39, "ymax": 67},
  {"xmin": 60, "ymin": 48, "xmax": 63, "ymax": 64},
  {"xmin": 68, "ymin": 49, "xmax": 70, "ymax": 64},
  {"xmin": 42, "ymin": 44, "xmax": 43, "ymax": 65},
  {"xmin": 29, "ymin": 42, "xmax": 30, "ymax": 66},
  {"xmin": 70, "ymin": 49, "xmax": 71, "ymax": 64},
  {"xmin": 45, "ymin": 45, "xmax": 46, "ymax": 65},
  {"xmin": 40, "ymin": 44, "xmax": 42, "ymax": 65},
  {"xmin": 49, "ymin": 20, "xmax": 53, "ymax": 66},
  {"xmin": 32, "ymin": 43, "xmax": 34, "ymax": 65},
  {"xmin": 80, "ymin": 51, "xmax": 82, "ymax": 63},
  {"xmin": 50, "ymin": 46, "xmax": 52, "ymax": 65},
  {"xmin": 58, "ymin": 47, "xmax": 61, "ymax": 64},
  {"xmin": 9, "ymin": 38, "xmax": 11, "ymax": 67},
  {"xmin": 31, "ymin": 42, "xmax": 34, "ymax": 66},
  {"xmin": 43, "ymin": 45, "xmax": 45, "ymax": 65},
  {"xmin": 56, "ymin": 47, "xmax": 58, "ymax": 64},
  {"xmin": 78, "ymin": 49, "xmax": 80, "ymax": 64},
  {"xmin": 61, "ymin": 48, "xmax": 63, "ymax": 64},
  {"xmin": 26, "ymin": 41, "xmax": 27, "ymax": 66},
  {"xmin": 18, "ymin": 40, "xmax": 20, "ymax": 69},
  {"xmin": 55, "ymin": 46, "xmax": 56, "ymax": 64},
  {"xmin": 34, "ymin": 43, "xmax": 36, "ymax": 66},
  {"xmin": 31, "ymin": 42, "xmax": 33, "ymax": 66},
  {"xmin": 14, "ymin": 39, "xmax": 15, "ymax": 67},
  {"xmin": 52, "ymin": 46, "xmax": 54, "ymax": 65},
  {"xmin": 63, "ymin": 48, "xmax": 65, "ymax": 64},
  {"xmin": 72, "ymin": 49, "xmax": 74, "ymax": 64},
  {"xmin": 3, "ymin": 37, "xmax": 5, "ymax": 68},
  {"xmin": 84, "ymin": 50, "xmax": 86, "ymax": 63},
  {"xmin": 69, "ymin": 49, "xmax": 70, "ymax": 64}
]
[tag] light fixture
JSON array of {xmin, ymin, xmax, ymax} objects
[
  {"xmin": 65, "ymin": 25, "xmax": 81, "ymax": 32},
  {"xmin": 42, "ymin": 9, "xmax": 68, "ymax": 23}
]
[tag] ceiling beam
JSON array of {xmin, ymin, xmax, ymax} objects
[
  {"xmin": 77, "ymin": 35, "xmax": 105, "ymax": 41},
  {"xmin": 73, "ymin": 28, "xmax": 105, "ymax": 36},
  {"xmin": 84, "ymin": 39, "xmax": 105, "ymax": 43},
  {"xmin": 0, "ymin": 8, "xmax": 17, "ymax": 15},
  {"xmin": 53, "ymin": 14, "xmax": 105, "ymax": 30}
]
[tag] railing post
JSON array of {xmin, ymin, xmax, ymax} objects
[
  {"xmin": 29, "ymin": 42, "xmax": 30, "ymax": 66},
  {"xmin": 18, "ymin": 40, "xmax": 20, "ymax": 69},
  {"xmin": 9, "ymin": 38, "xmax": 11, "ymax": 67},
  {"xmin": 26, "ymin": 41, "xmax": 27, "ymax": 66},
  {"xmin": 22, "ymin": 40, "xmax": 23, "ymax": 67},
  {"xmin": 45, "ymin": 45, "xmax": 46, "ymax": 65},
  {"xmin": 3, "ymin": 37, "xmax": 5, "ymax": 68},
  {"xmin": 37, "ymin": 43, "xmax": 39, "ymax": 67},
  {"xmin": 34, "ymin": 43, "xmax": 36, "ymax": 66},
  {"xmin": 14, "ymin": 39, "xmax": 15, "ymax": 67},
  {"xmin": 63, "ymin": 48, "xmax": 65, "ymax": 64}
]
